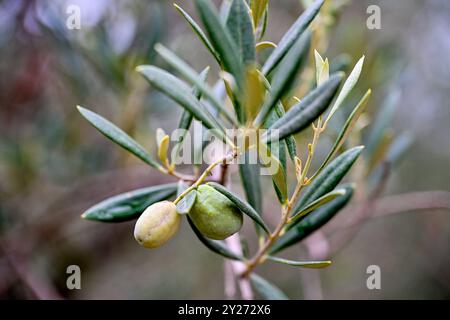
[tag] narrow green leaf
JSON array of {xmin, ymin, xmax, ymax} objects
[
  {"xmin": 263, "ymin": 103, "xmax": 290, "ymax": 203},
  {"xmin": 285, "ymin": 135, "xmax": 297, "ymax": 161},
  {"xmin": 291, "ymin": 147, "xmax": 363, "ymax": 218},
  {"xmin": 187, "ymin": 216, "xmax": 244, "ymax": 261},
  {"xmin": 314, "ymin": 49, "xmax": 325, "ymax": 83},
  {"xmin": 208, "ymin": 182, "xmax": 270, "ymax": 234},
  {"xmin": 239, "ymin": 161, "xmax": 262, "ymax": 214},
  {"xmin": 226, "ymin": 0, "xmax": 256, "ymax": 64},
  {"xmin": 250, "ymin": 274, "xmax": 289, "ymax": 300},
  {"xmin": 289, "ymin": 188, "xmax": 347, "ymax": 224},
  {"xmin": 243, "ymin": 65, "xmax": 266, "ymax": 121},
  {"xmin": 325, "ymin": 55, "xmax": 365, "ymax": 124},
  {"xmin": 330, "ymin": 54, "xmax": 351, "ymax": 73},
  {"xmin": 136, "ymin": 66, "xmax": 228, "ymax": 144},
  {"xmin": 257, "ymin": 72, "xmax": 297, "ymax": 161},
  {"xmin": 259, "ymin": 7, "xmax": 269, "ymax": 39},
  {"xmin": 173, "ymin": 4, "xmax": 221, "ymax": 65},
  {"xmin": 259, "ymin": 142, "xmax": 288, "ymax": 203},
  {"xmin": 313, "ymin": 89, "xmax": 371, "ymax": 179},
  {"xmin": 265, "ymin": 73, "xmax": 343, "ymax": 142},
  {"xmin": 250, "ymin": 0, "xmax": 269, "ymax": 28},
  {"xmin": 270, "ymin": 185, "xmax": 354, "ymax": 254},
  {"xmin": 194, "ymin": 0, "xmax": 245, "ymax": 89},
  {"xmin": 173, "ymin": 67, "xmax": 209, "ymax": 163},
  {"xmin": 314, "ymin": 51, "xmax": 330, "ymax": 86},
  {"xmin": 254, "ymin": 32, "xmax": 311, "ymax": 127},
  {"xmin": 220, "ymin": 0, "xmax": 232, "ymax": 22},
  {"xmin": 262, "ymin": 0, "xmax": 324, "ymax": 75},
  {"xmin": 176, "ymin": 111, "xmax": 193, "ymax": 137},
  {"xmin": 176, "ymin": 189, "xmax": 197, "ymax": 215},
  {"xmin": 77, "ymin": 106, "xmax": 161, "ymax": 169},
  {"xmin": 221, "ymin": 70, "xmax": 246, "ymax": 123},
  {"xmin": 267, "ymin": 256, "xmax": 332, "ymax": 268},
  {"xmin": 81, "ymin": 183, "xmax": 178, "ymax": 222},
  {"xmin": 154, "ymin": 45, "xmax": 237, "ymax": 125},
  {"xmin": 317, "ymin": 59, "xmax": 329, "ymax": 85}
]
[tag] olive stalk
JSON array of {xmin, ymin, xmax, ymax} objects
[{"xmin": 173, "ymin": 151, "xmax": 238, "ymax": 205}]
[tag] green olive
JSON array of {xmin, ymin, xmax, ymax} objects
[
  {"xmin": 188, "ymin": 185, "xmax": 243, "ymax": 240},
  {"xmin": 134, "ymin": 201, "xmax": 181, "ymax": 248}
]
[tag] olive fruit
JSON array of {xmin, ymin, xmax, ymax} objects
[
  {"xmin": 188, "ymin": 185, "xmax": 243, "ymax": 240},
  {"xmin": 134, "ymin": 201, "xmax": 181, "ymax": 248}
]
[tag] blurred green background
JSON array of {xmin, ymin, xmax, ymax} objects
[{"xmin": 1, "ymin": 0, "xmax": 449, "ymax": 299}]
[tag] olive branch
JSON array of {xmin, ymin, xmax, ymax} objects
[{"xmin": 76, "ymin": 0, "xmax": 407, "ymax": 299}]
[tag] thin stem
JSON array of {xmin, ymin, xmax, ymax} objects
[
  {"xmin": 173, "ymin": 152, "xmax": 237, "ymax": 204},
  {"xmin": 241, "ymin": 205, "xmax": 290, "ymax": 278}
]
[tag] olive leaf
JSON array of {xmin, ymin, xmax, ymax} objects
[
  {"xmin": 314, "ymin": 50, "xmax": 330, "ymax": 86},
  {"xmin": 157, "ymin": 133, "xmax": 170, "ymax": 167},
  {"xmin": 250, "ymin": 274, "xmax": 289, "ymax": 300},
  {"xmin": 314, "ymin": 50, "xmax": 325, "ymax": 82},
  {"xmin": 77, "ymin": 106, "xmax": 161, "ymax": 170},
  {"xmin": 262, "ymin": 104, "xmax": 290, "ymax": 203},
  {"xmin": 136, "ymin": 66, "xmax": 229, "ymax": 144},
  {"xmin": 330, "ymin": 54, "xmax": 352, "ymax": 73},
  {"xmin": 176, "ymin": 189, "xmax": 197, "ymax": 215},
  {"xmin": 207, "ymin": 182, "xmax": 270, "ymax": 234},
  {"xmin": 262, "ymin": 0, "xmax": 324, "ymax": 75},
  {"xmin": 173, "ymin": 4, "xmax": 221, "ymax": 65},
  {"xmin": 173, "ymin": 67, "xmax": 210, "ymax": 163},
  {"xmin": 258, "ymin": 142, "xmax": 288, "ymax": 203},
  {"xmin": 220, "ymin": 70, "xmax": 246, "ymax": 123},
  {"xmin": 285, "ymin": 132, "xmax": 298, "ymax": 162},
  {"xmin": 313, "ymin": 89, "xmax": 371, "ymax": 179},
  {"xmin": 259, "ymin": 6, "xmax": 269, "ymax": 39},
  {"xmin": 265, "ymin": 73, "xmax": 343, "ymax": 142},
  {"xmin": 291, "ymin": 146, "xmax": 363, "ymax": 218},
  {"xmin": 243, "ymin": 65, "xmax": 266, "ymax": 121},
  {"xmin": 270, "ymin": 184, "xmax": 354, "ymax": 254},
  {"xmin": 226, "ymin": 0, "xmax": 256, "ymax": 65},
  {"xmin": 289, "ymin": 188, "xmax": 347, "ymax": 225},
  {"xmin": 194, "ymin": 0, "xmax": 245, "ymax": 89},
  {"xmin": 318, "ymin": 59, "xmax": 330, "ymax": 85},
  {"xmin": 257, "ymin": 72, "xmax": 298, "ymax": 161},
  {"xmin": 250, "ymin": 0, "xmax": 269, "ymax": 28},
  {"xmin": 81, "ymin": 183, "xmax": 178, "ymax": 222},
  {"xmin": 154, "ymin": 44, "xmax": 236, "ymax": 125},
  {"xmin": 239, "ymin": 160, "xmax": 262, "ymax": 214},
  {"xmin": 324, "ymin": 55, "xmax": 365, "ymax": 125},
  {"xmin": 187, "ymin": 216, "xmax": 244, "ymax": 261},
  {"xmin": 254, "ymin": 32, "xmax": 311, "ymax": 127},
  {"xmin": 267, "ymin": 256, "xmax": 332, "ymax": 269}
]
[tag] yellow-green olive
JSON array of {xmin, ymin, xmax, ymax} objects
[
  {"xmin": 134, "ymin": 201, "xmax": 181, "ymax": 248},
  {"xmin": 189, "ymin": 185, "xmax": 243, "ymax": 240}
]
